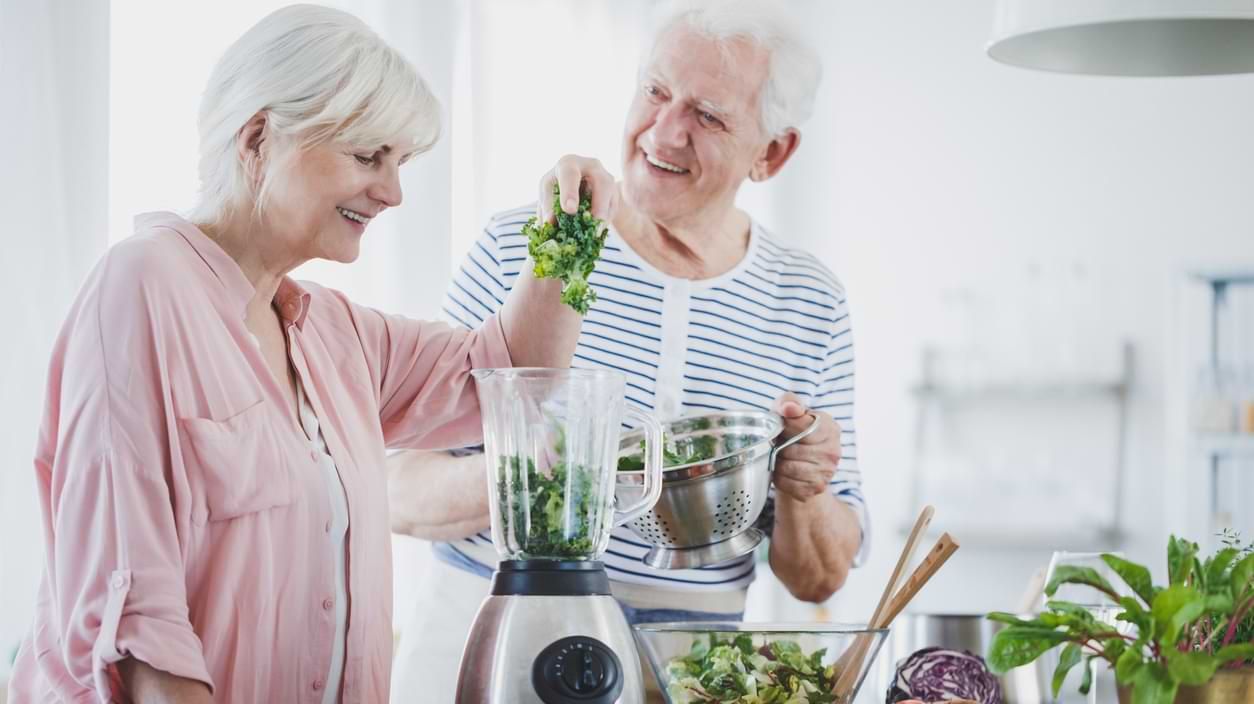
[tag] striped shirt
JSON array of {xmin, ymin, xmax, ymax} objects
[{"xmin": 435, "ymin": 205, "xmax": 869, "ymax": 591}]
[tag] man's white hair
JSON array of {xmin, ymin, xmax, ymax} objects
[
  {"xmin": 642, "ymin": 0, "xmax": 822, "ymax": 138},
  {"xmin": 189, "ymin": 4, "xmax": 440, "ymax": 226}
]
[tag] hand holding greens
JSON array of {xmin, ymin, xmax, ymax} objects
[{"xmin": 523, "ymin": 183, "xmax": 608, "ymax": 315}]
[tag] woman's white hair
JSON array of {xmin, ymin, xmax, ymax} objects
[
  {"xmin": 642, "ymin": 0, "xmax": 822, "ymax": 138},
  {"xmin": 189, "ymin": 4, "xmax": 440, "ymax": 226}
]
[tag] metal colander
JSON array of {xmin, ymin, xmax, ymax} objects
[{"xmin": 615, "ymin": 410, "xmax": 819, "ymax": 570}]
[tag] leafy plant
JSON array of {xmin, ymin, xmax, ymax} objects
[
  {"xmin": 497, "ymin": 455, "xmax": 602, "ymax": 558},
  {"xmin": 986, "ymin": 535, "xmax": 1254, "ymax": 704},
  {"xmin": 522, "ymin": 182, "xmax": 608, "ymax": 315},
  {"xmin": 663, "ymin": 632, "xmax": 841, "ymax": 703},
  {"xmin": 1218, "ymin": 529, "xmax": 1254, "ymax": 647}
]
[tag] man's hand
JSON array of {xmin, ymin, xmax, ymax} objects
[
  {"xmin": 771, "ymin": 392, "xmax": 842, "ymax": 500},
  {"xmin": 766, "ymin": 393, "xmax": 859, "ymax": 602},
  {"xmin": 538, "ymin": 155, "xmax": 619, "ymax": 224}
]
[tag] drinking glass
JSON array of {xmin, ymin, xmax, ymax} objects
[{"xmin": 1043, "ymin": 550, "xmax": 1127, "ymax": 704}]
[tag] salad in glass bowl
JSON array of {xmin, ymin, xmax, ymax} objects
[{"xmin": 633, "ymin": 622, "xmax": 889, "ymax": 703}]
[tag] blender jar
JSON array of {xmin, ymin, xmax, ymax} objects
[{"xmin": 473, "ymin": 368, "xmax": 663, "ymax": 561}]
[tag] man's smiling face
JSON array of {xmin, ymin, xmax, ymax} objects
[{"xmin": 620, "ymin": 26, "xmax": 772, "ymax": 229}]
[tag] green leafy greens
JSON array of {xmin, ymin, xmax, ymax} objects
[
  {"xmin": 616, "ymin": 434, "xmax": 724, "ymax": 472},
  {"xmin": 497, "ymin": 456, "xmax": 602, "ymax": 559},
  {"xmin": 522, "ymin": 183, "xmax": 609, "ymax": 315},
  {"xmin": 662, "ymin": 632, "xmax": 842, "ymax": 703},
  {"xmin": 986, "ymin": 534, "xmax": 1254, "ymax": 704}
]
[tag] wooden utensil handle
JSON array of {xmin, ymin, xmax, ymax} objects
[
  {"xmin": 832, "ymin": 505, "xmax": 936, "ymax": 699},
  {"xmin": 878, "ymin": 532, "xmax": 960, "ymax": 628},
  {"xmin": 869, "ymin": 505, "xmax": 934, "ymax": 629}
]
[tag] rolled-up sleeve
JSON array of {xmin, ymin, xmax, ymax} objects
[
  {"xmin": 339, "ymin": 292, "xmax": 513, "ymax": 450},
  {"xmin": 19, "ymin": 242, "xmax": 212, "ymax": 700},
  {"xmin": 55, "ymin": 454, "xmax": 212, "ymax": 700}
]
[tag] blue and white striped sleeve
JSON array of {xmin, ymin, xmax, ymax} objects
[
  {"xmin": 440, "ymin": 219, "xmax": 511, "ymax": 331},
  {"xmin": 814, "ymin": 294, "xmax": 870, "ymax": 566},
  {"xmin": 438, "ymin": 216, "xmax": 516, "ymax": 456}
]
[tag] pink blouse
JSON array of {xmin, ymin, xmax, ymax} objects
[{"xmin": 8, "ymin": 212, "xmax": 512, "ymax": 702}]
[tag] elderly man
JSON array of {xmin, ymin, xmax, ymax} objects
[{"xmin": 388, "ymin": 1, "xmax": 867, "ymax": 700}]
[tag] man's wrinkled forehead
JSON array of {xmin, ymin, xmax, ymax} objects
[{"xmin": 641, "ymin": 25, "xmax": 768, "ymax": 114}]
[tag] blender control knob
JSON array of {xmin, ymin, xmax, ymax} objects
[{"xmin": 532, "ymin": 636, "xmax": 624, "ymax": 704}]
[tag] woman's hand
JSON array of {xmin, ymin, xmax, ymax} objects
[
  {"xmin": 496, "ymin": 155, "xmax": 620, "ymax": 368},
  {"xmin": 118, "ymin": 658, "xmax": 214, "ymax": 704}
]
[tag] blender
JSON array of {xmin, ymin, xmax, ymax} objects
[{"xmin": 456, "ymin": 368, "xmax": 664, "ymax": 704}]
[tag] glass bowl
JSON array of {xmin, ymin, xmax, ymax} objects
[{"xmin": 633, "ymin": 621, "xmax": 890, "ymax": 703}]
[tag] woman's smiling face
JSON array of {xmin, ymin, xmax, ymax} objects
[{"xmin": 258, "ymin": 138, "xmax": 418, "ymax": 264}]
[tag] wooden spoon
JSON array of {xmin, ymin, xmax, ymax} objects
[
  {"xmin": 871, "ymin": 505, "xmax": 935, "ymax": 628},
  {"xmin": 831, "ymin": 505, "xmax": 935, "ymax": 698},
  {"xmin": 832, "ymin": 530, "xmax": 960, "ymax": 700},
  {"xmin": 877, "ymin": 532, "xmax": 960, "ymax": 627}
]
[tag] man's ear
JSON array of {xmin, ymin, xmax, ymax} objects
[{"xmin": 749, "ymin": 128, "xmax": 801, "ymax": 182}]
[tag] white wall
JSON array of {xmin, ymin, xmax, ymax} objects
[{"xmin": 758, "ymin": 0, "xmax": 1254, "ymax": 621}]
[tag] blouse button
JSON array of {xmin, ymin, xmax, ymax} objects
[
  {"xmin": 110, "ymin": 574, "xmax": 126, "ymax": 589},
  {"xmin": 322, "ymin": 598, "xmax": 334, "ymax": 610},
  {"xmin": 312, "ymin": 679, "xmax": 324, "ymax": 691},
  {"xmin": 324, "ymin": 520, "xmax": 332, "ymax": 533}
]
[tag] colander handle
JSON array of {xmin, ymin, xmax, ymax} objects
[
  {"xmin": 768, "ymin": 413, "xmax": 822, "ymax": 472},
  {"xmin": 613, "ymin": 407, "xmax": 664, "ymax": 527}
]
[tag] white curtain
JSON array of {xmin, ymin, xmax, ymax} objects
[{"xmin": 0, "ymin": 0, "xmax": 111, "ymax": 677}]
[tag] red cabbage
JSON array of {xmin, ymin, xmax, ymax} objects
[{"xmin": 886, "ymin": 647, "xmax": 1003, "ymax": 704}]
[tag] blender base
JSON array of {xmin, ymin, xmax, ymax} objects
[
  {"xmin": 642, "ymin": 527, "xmax": 765, "ymax": 570},
  {"xmin": 455, "ymin": 561, "xmax": 644, "ymax": 704}
]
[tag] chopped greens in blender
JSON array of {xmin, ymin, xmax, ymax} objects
[{"xmin": 498, "ymin": 456, "xmax": 601, "ymax": 559}]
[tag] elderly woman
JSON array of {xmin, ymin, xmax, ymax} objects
[{"xmin": 6, "ymin": 5, "xmax": 579, "ymax": 703}]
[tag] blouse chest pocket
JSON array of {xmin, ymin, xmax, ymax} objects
[{"xmin": 178, "ymin": 400, "xmax": 296, "ymax": 523}]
